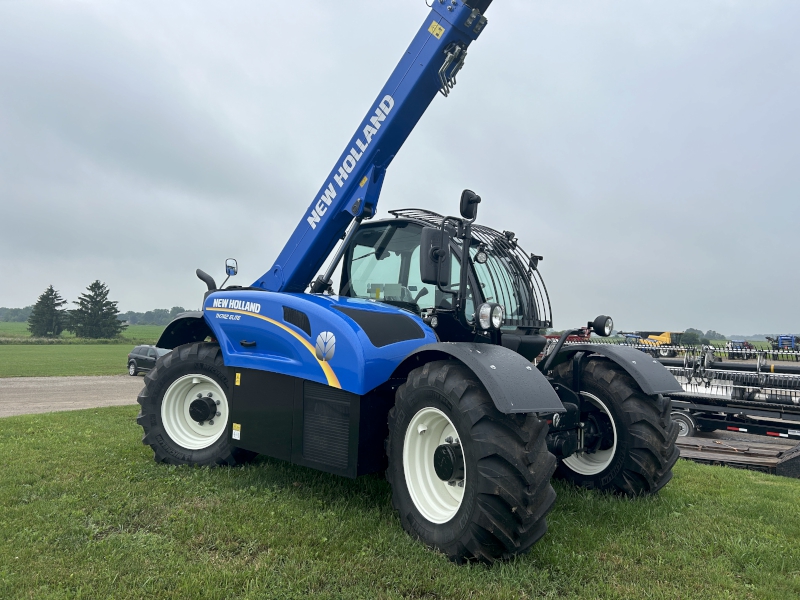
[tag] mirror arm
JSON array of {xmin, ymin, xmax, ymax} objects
[{"xmin": 456, "ymin": 220, "xmax": 473, "ymax": 316}]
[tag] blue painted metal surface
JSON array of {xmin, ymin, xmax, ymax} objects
[
  {"xmin": 203, "ymin": 290, "xmax": 438, "ymax": 396},
  {"xmin": 253, "ymin": 1, "xmax": 492, "ymax": 293}
]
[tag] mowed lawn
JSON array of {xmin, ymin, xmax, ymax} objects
[
  {"xmin": 0, "ymin": 323, "xmax": 166, "ymax": 377},
  {"xmin": 0, "ymin": 345, "xmax": 132, "ymax": 377},
  {"xmin": 1, "ymin": 406, "xmax": 799, "ymax": 599}
]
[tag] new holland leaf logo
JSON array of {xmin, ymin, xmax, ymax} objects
[{"xmin": 315, "ymin": 331, "xmax": 336, "ymax": 362}]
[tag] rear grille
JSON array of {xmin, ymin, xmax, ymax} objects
[{"xmin": 302, "ymin": 382, "xmax": 352, "ymax": 469}]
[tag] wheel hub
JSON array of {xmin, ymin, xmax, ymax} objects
[
  {"xmin": 189, "ymin": 395, "xmax": 217, "ymax": 423},
  {"xmin": 433, "ymin": 441, "xmax": 464, "ymax": 484}
]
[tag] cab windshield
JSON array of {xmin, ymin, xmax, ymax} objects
[{"xmin": 340, "ymin": 222, "xmax": 474, "ymax": 318}]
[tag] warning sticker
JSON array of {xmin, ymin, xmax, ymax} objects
[
  {"xmin": 235, "ymin": 372, "xmax": 241, "ymax": 386},
  {"xmin": 428, "ymin": 21, "xmax": 445, "ymax": 39},
  {"xmin": 789, "ymin": 430, "xmax": 800, "ymax": 436},
  {"xmin": 232, "ymin": 423, "xmax": 241, "ymax": 440}
]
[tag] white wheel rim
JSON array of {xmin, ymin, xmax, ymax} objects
[
  {"xmin": 403, "ymin": 407, "xmax": 465, "ymax": 524},
  {"xmin": 674, "ymin": 414, "xmax": 690, "ymax": 437},
  {"xmin": 562, "ymin": 391, "xmax": 618, "ymax": 476},
  {"xmin": 161, "ymin": 374, "xmax": 228, "ymax": 450}
]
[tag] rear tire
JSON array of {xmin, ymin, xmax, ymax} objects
[
  {"xmin": 136, "ymin": 343, "xmax": 256, "ymax": 466},
  {"xmin": 386, "ymin": 360, "xmax": 557, "ymax": 564},
  {"xmin": 128, "ymin": 361, "xmax": 138, "ymax": 376},
  {"xmin": 552, "ymin": 358, "xmax": 678, "ymax": 496}
]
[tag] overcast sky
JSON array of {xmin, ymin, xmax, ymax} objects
[{"xmin": 1, "ymin": 0, "xmax": 797, "ymax": 334}]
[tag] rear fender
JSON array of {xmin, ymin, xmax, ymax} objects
[
  {"xmin": 393, "ymin": 343, "xmax": 564, "ymax": 414},
  {"xmin": 549, "ymin": 344, "xmax": 682, "ymax": 395},
  {"xmin": 156, "ymin": 312, "xmax": 214, "ymax": 349}
]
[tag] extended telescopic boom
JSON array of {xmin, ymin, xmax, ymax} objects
[{"xmin": 252, "ymin": 0, "xmax": 494, "ymax": 293}]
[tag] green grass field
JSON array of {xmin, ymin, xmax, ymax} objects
[
  {"xmin": 0, "ymin": 345, "xmax": 132, "ymax": 377},
  {"xmin": 0, "ymin": 322, "xmax": 164, "ymax": 344},
  {"xmin": 1, "ymin": 406, "xmax": 798, "ymax": 599}
]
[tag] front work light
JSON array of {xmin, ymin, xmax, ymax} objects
[
  {"xmin": 591, "ymin": 315, "xmax": 614, "ymax": 337},
  {"xmin": 478, "ymin": 303, "xmax": 504, "ymax": 330},
  {"xmin": 491, "ymin": 304, "xmax": 504, "ymax": 329}
]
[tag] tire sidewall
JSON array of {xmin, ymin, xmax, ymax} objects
[
  {"xmin": 390, "ymin": 387, "xmax": 478, "ymax": 548},
  {"xmin": 142, "ymin": 347, "xmax": 236, "ymax": 465}
]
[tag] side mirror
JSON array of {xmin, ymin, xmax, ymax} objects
[
  {"xmin": 459, "ymin": 189, "xmax": 481, "ymax": 221},
  {"xmin": 225, "ymin": 258, "xmax": 238, "ymax": 277},
  {"xmin": 420, "ymin": 227, "xmax": 451, "ymax": 287}
]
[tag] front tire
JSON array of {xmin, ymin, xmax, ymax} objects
[
  {"xmin": 552, "ymin": 358, "xmax": 678, "ymax": 496},
  {"xmin": 386, "ymin": 361, "xmax": 557, "ymax": 564},
  {"xmin": 136, "ymin": 343, "xmax": 256, "ymax": 466}
]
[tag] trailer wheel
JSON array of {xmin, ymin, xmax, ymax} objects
[
  {"xmin": 136, "ymin": 342, "xmax": 256, "ymax": 467},
  {"xmin": 671, "ymin": 410, "xmax": 696, "ymax": 437},
  {"xmin": 386, "ymin": 360, "xmax": 557, "ymax": 564},
  {"xmin": 552, "ymin": 358, "xmax": 678, "ymax": 496}
]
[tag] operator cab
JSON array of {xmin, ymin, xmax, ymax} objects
[{"xmin": 338, "ymin": 200, "xmax": 552, "ymax": 352}]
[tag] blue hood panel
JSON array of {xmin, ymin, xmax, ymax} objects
[{"xmin": 203, "ymin": 291, "xmax": 437, "ymax": 395}]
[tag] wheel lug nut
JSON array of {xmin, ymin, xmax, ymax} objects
[
  {"xmin": 208, "ymin": 419, "xmax": 214, "ymax": 426},
  {"xmin": 445, "ymin": 436, "xmax": 453, "ymax": 444},
  {"xmin": 457, "ymin": 480, "xmax": 464, "ymax": 487},
  {"xmin": 197, "ymin": 393, "xmax": 203, "ymax": 398},
  {"xmin": 215, "ymin": 400, "xmax": 221, "ymax": 406},
  {"xmin": 199, "ymin": 421, "xmax": 205, "ymax": 426},
  {"xmin": 207, "ymin": 392, "xmax": 213, "ymax": 397},
  {"xmin": 215, "ymin": 411, "xmax": 221, "ymax": 417}
]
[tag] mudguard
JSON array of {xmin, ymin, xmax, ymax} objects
[
  {"xmin": 551, "ymin": 344, "xmax": 682, "ymax": 395},
  {"xmin": 406, "ymin": 342, "xmax": 565, "ymax": 414},
  {"xmin": 157, "ymin": 312, "xmax": 213, "ymax": 349}
]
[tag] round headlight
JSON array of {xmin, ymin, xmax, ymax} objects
[
  {"xmin": 603, "ymin": 317, "xmax": 613, "ymax": 336},
  {"xmin": 478, "ymin": 303, "xmax": 492, "ymax": 330},
  {"xmin": 491, "ymin": 304, "xmax": 504, "ymax": 329},
  {"xmin": 475, "ymin": 250, "xmax": 488, "ymax": 264}
]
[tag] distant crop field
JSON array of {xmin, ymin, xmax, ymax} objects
[
  {"xmin": 0, "ymin": 322, "xmax": 164, "ymax": 345},
  {"xmin": 0, "ymin": 345, "xmax": 132, "ymax": 378}
]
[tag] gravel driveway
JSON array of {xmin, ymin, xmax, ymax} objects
[{"xmin": 0, "ymin": 375, "xmax": 144, "ymax": 418}]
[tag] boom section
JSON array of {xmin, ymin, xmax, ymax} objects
[{"xmin": 254, "ymin": 1, "xmax": 493, "ymax": 293}]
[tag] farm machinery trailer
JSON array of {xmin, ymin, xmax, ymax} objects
[{"xmin": 137, "ymin": 0, "xmax": 681, "ymax": 563}]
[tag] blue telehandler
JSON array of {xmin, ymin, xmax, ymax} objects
[{"xmin": 138, "ymin": 0, "xmax": 681, "ymax": 563}]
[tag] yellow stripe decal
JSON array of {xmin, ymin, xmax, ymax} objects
[{"xmin": 207, "ymin": 308, "xmax": 341, "ymax": 389}]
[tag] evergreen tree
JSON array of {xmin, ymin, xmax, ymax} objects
[
  {"xmin": 68, "ymin": 280, "xmax": 127, "ymax": 339},
  {"xmin": 27, "ymin": 286, "xmax": 67, "ymax": 337}
]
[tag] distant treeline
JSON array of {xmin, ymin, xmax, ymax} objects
[
  {"xmin": 119, "ymin": 307, "xmax": 189, "ymax": 326},
  {"xmin": 1, "ymin": 305, "xmax": 189, "ymax": 326},
  {"xmin": 0, "ymin": 306, "xmax": 33, "ymax": 322}
]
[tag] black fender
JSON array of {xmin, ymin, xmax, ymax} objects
[
  {"xmin": 550, "ymin": 344, "xmax": 682, "ymax": 395},
  {"xmin": 395, "ymin": 342, "xmax": 564, "ymax": 414},
  {"xmin": 156, "ymin": 312, "xmax": 214, "ymax": 349}
]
